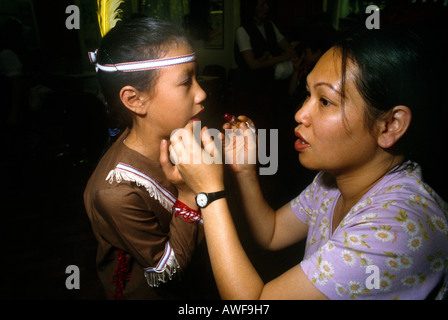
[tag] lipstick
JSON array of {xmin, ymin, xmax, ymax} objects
[{"xmin": 223, "ymin": 113, "xmax": 256, "ymax": 133}]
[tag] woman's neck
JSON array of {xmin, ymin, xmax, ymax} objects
[
  {"xmin": 253, "ymin": 16, "xmax": 264, "ymax": 26},
  {"xmin": 333, "ymin": 155, "xmax": 404, "ymax": 210}
]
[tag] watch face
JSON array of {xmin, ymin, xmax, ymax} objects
[{"xmin": 196, "ymin": 193, "xmax": 208, "ymax": 208}]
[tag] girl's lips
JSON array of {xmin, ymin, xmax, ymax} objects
[{"xmin": 191, "ymin": 107, "xmax": 205, "ymax": 120}]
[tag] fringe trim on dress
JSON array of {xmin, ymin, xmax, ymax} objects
[
  {"xmin": 144, "ymin": 243, "xmax": 180, "ymax": 287},
  {"xmin": 106, "ymin": 163, "xmax": 176, "ymax": 212}
]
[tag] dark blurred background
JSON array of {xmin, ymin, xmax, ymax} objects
[{"xmin": 1, "ymin": 0, "xmax": 447, "ymax": 299}]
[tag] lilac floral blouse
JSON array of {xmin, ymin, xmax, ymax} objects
[{"xmin": 291, "ymin": 161, "xmax": 448, "ymax": 300}]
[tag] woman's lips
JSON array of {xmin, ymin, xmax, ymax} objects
[{"xmin": 294, "ymin": 131, "xmax": 310, "ymax": 151}]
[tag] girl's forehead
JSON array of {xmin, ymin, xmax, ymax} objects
[{"xmin": 163, "ymin": 42, "xmax": 194, "ymax": 57}]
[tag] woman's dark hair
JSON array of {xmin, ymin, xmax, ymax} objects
[
  {"xmin": 334, "ymin": 27, "xmax": 433, "ymax": 156},
  {"xmin": 240, "ymin": 0, "xmax": 261, "ymax": 24},
  {"xmin": 97, "ymin": 18, "xmax": 190, "ymax": 130}
]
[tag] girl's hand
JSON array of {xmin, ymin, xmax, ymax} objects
[
  {"xmin": 222, "ymin": 115, "xmax": 257, "ymax": 176},
  {"xmin": 166, "ymin": 121, "xmax": 225, "ymax": 194},
  {"xmin": 160, "ymin": 139, "xmax": 197, "ymax": 208}
]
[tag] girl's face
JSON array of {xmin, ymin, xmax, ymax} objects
[
  {"xmin": 294, "ymin": 47, "xmax": 379, "ymax": 176},
  {"xmin": 146, "ymin": 43, "xmax": 206, "ymax": 139}
]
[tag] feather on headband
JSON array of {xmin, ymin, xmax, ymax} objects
[{"xmin": 97, "ymin": 0, "xmax": 124, "ymax": 37}]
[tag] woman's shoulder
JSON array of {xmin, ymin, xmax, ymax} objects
[{"xmin": 368, "ymin": 161, "xmax": 447, "ymax": 214}]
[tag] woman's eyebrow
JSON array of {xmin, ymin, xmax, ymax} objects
[{"xmin": 314, "ymin": 82, "xmax": 342, "ymax": 95}]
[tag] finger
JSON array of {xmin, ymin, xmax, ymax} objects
[
  {"xmin": 237, "ymin": 115, "xmax": 255, "ymax": 128},
  {"xmin": 159, "ymin": 139, "xmax": 171, "ymax": 167},
  {"xmin": 160, "ymin": 140, "xmax": 182, "ymax": 182},
  {"xmin": 169, "ymin": 144, "xmax": 180, "ymax": 165},
  {"xmin": 202, "ymin": 127, "xmax": 218, "ymax": 157}
]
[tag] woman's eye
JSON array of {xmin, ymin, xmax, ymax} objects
[{"xmin": 320, "ymin": 98, "xmax": 331, "ymax": 106}]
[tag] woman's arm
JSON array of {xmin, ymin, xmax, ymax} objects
[
  {"xmin": 232, "ymin": 168, "xmax": 308, "ymax": 251},
  {"xmin": 200, "ymin": 197, "xmax": 325, "ymax": 299},
  {"xmin": 160, "ymin": 121, "xmax": 323, "ymax": 299},
  {"xmin": 222, "ymin": 117, "xmax": 308, "ymax": 250}
]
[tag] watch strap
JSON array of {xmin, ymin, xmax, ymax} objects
[{"xmin": 207, "ymin": 191, "xmax": 226, "ymax": 203}]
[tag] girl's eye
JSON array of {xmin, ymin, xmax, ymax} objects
[{"xmin": 182, "ymin": 78, "xmax": 193, "ymax": 87}]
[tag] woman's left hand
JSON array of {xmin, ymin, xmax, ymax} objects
[{"xmin": 161, "ymin": 120, "xmax": 225, "ymax": 195}]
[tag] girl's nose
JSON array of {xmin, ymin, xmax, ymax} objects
[{"xmin": 195, "ymin": 82, "xmax": 207, "ymax": 105}]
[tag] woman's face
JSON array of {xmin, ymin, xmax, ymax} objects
[
  {"xmin": 146, "ymin": 43, "xmax": 206, "ymax": 139},
  {"xmin": 255, "ymin": 0, "xmax": 269, "ymax": 20},
  {"xmin": 294, "ymin": 47, "xmax": 379, "ymax": 176}
]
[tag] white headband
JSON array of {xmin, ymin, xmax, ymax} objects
[{"xmin": 88, "ymin": 50, "xmax": 196, "ymax": 72}]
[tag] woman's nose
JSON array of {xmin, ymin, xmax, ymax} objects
[{"xmin": 294, "ymin": 101, "xmax": 311, "ymax": 126}]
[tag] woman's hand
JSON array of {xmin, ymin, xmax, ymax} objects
[{"xmin": 222, "ymin": 115, "xmax": 257, "ymax": 177}]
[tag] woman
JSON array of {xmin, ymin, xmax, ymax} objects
[
  {"xmin": 234, "ymin": 0, "xmax": 296, "ymax": 83},
  {"xmin": 161, "ymin": 27, "xmax": 448, "ymax": 299}
]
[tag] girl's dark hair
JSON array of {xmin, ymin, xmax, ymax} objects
[
  {"xmin": 97, "ymin": 18, "xmax": 190, "ymax": 130},
  {"xmin": 334, "ymin": 27, "xmax": 433, "ymax": 156}
]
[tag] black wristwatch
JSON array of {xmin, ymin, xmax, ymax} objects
[{"xmin": 195, "ymin": 191, "xmax": 226, "ymax": 208}]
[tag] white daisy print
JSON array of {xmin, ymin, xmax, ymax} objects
[
  {"xmin": 313, "ymin": 272, "xmax": 329, "ymax": 286},
  {"xmin": 431, "ymin": 215, "xmax": 448, "ymax": 233},
  {"xmin": 335, "ymin": 284, "xmax": 345, "ymax": 297},
  {"xmin": 429, "ymin": 258, "xmax": 444, "ymax": 272},
  {"xmin": 398, "ymin": 254, "xmax": 413, "ymax": 269},
  {"xmin": 324, "ymin": 241, "xmax": 336, "ymax": 252},
  {"xmin": 347, "ymin": 234, "xmax": 362, "ymax": 246},
  {"xmin": 359, "ymin": 254, "xmax": 374, "ymax": 268},
  {"xmin": 407, "ymin": 236, "xmax": 423, "ymax": 252},
  {"xmin": 347, "ymin": 281, "xmax": 365, "ymax": 295},
  {"xmin": 401, "ymin": 275, "xmax": 419, "ymax": 288},
  {"xmin": 401, "ymin": 219, "xmax": 420, "ymax": 236},
  {"xmin": 374, "ymin": 229, "xmax": 394, "ymax": 242},
  {"xmin": 341, "ymin": 250, "xmax": 356, "ymax": 267},
  {"xmin": 320, "ymin": 260, "xmax": 334, "ymax": 277},
  {"xmin": 385, "ymin": 257, "xmax": 401, "ymax": 271},
  {"xmin": 360, "ymin": 213, "xmax": 378, "ymax": 222},
  {"xmin": 379, "ymin": 277, "xmax": 392, "ymax": 291}
]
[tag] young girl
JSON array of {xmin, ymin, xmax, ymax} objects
[
  {"xmin": 163, "ymin": 27, "xmax": 448, "ymax": 299},
  {"xmin": 83, "ymin": 18, "xmax": 215, "ymax": 299}
]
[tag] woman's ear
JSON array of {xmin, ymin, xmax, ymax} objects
[
  {"xmin": 119, "ymin": 86, "xmax": 149, "ymax": 116},
  {"xmin": 377, "ymin": 105, "xmax": 412, "ymax": 149}
]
